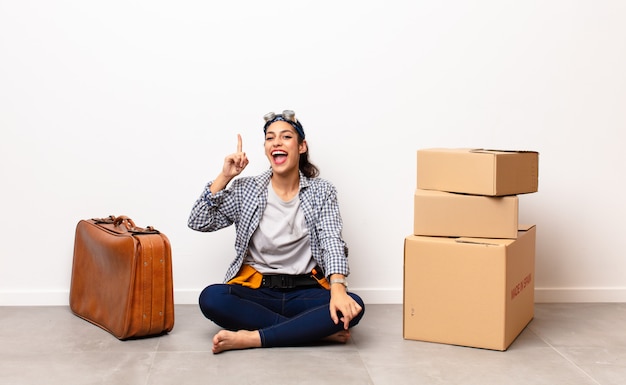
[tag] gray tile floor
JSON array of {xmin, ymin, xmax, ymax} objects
[{"xmin": 1, "ymin": 303, "xmax": 625, "ymax": 385}]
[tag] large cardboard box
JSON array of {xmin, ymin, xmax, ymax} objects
[
  {"xmin": 416, "ymin": 148, "xmax": 539, "ymax": 196},
  {"xmin": 403, "ymin": 225, "xmax": 536, "ymax": 351},
  {"xmin": 414, "ymin": 189, "xmax": 519, "ymax": 239}
]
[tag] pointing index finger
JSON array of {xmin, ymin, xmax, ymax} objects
[{"xmin": 237, "ymin": 134, "xmax": 243, "ymax": 153}]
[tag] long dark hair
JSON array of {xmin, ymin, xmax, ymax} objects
[{"xmin": 298, "ymin": 136, "xmax": 319, "ymax": 178}]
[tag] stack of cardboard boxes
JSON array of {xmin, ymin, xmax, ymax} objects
[{"xmin": 403, "ymin": 148, "xmax": 539, "ymax": 351}]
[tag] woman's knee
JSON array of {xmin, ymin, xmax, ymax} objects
[
  {"xmin": 348, "ymin": 292, "xmax": 365, "ymax": 326},
  {"xmin": 349, "ymin": 292, "xmax": 365, "ymax": 308},
  {"xmin": 199, "ymin": 284, "xmax": 229, "ymax": 319}
]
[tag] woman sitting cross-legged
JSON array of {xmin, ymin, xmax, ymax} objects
[{"xmin": 187, "ymin": 110, "xmax": 365, "ymax": 353}]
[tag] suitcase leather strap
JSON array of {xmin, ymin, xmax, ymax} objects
[{"xmin": 93, "ymin": 215, "xmax": 161, "ymax": 234}]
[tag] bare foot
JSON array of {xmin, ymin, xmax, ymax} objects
[
  {"xmin": 212, "ymin": 329, "xmax": 261, "ymax": 354},
  {"xmin": 323, "ymin": 329, "xmax": 351, "ymax": 344}
]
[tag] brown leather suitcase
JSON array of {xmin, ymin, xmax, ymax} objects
[{"xmin": 70, "ymin": 215, "xmax": 174, "ymax": 339}]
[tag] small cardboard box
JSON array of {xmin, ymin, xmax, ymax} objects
[
  {"xmin": 403, "ymin": 225, "xmax": 536, "ymax": 351},
  {"xmin": 416, "ymin": 148, "xmax": 539, "ymax": 196},
  {"xmin": 414, "ymin": 189, "xmax": 519, "ymax": 239}
]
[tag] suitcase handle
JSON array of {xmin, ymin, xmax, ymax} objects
[
  {"xmin": 114, "ymin": 215, "xmax": 161, "ymax": 234},
  {"xmin": 92, "ymin": 215, "xmax": 160, "ymax": 234},
  {"xmin": 114, "ymin": 215, "xmax": 137, "ymax": 230}
]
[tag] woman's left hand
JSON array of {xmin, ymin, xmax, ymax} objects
[{"xmin": 329, "ymin": 280, "xmax": 362, "ymax": 329}]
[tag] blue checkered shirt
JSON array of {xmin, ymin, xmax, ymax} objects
[{"xmin": 188, "ymin": 169, "xmax": 350, "ymax": 282}]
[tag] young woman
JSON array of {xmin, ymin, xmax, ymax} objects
[{"xmin": 188, "ymin": 110, "xmax": 365, "ymax": 353}]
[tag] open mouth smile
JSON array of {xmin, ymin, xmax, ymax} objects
[{"xmin": 271, "ymin": 150, "xmax": 288, "ymax": 165}]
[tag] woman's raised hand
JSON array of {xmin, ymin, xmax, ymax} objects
[
  {"xmin": 222, "ymin": 134, "xmax": 249, "ymax": 179},
  {"xmin": 210, "ymin": 134, "xmax": 249, "ymax": 194}
]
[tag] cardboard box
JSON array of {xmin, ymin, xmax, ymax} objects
[
  {"xmin": 416, "ymin": 148, "xmax": 539, "ymax": 196},
  {"xmin": 414, "ymin": 189, "xmax": 519, "ymax": 239},
  {"xmin": 403, "ymin": 225, "xmax": 536, "ymax": 351}
]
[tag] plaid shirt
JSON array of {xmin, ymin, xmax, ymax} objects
[{"xmin": 188, "ymin": 169, "xmax": 350, "ymax": 282}]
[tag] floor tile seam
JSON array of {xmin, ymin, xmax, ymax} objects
[
  {"xmin": 143, "ymin": 346, "xmax": 158, "ymax": 385},
  {"xmin": 353, "ymin": 339, "xmax": 376, "ymax": 385},
  {"xmin": 533, "ymin": 330, "xmax": 602, "ymax": 385}
]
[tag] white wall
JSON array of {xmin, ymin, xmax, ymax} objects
[{"xmin": 1, "ymin": 1, "xmax": 625, "ymax": 305}]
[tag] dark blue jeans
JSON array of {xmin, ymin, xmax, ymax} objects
[{"xmin": 199, "ymin": 284, "xmax": 365, "ymax": 347}]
